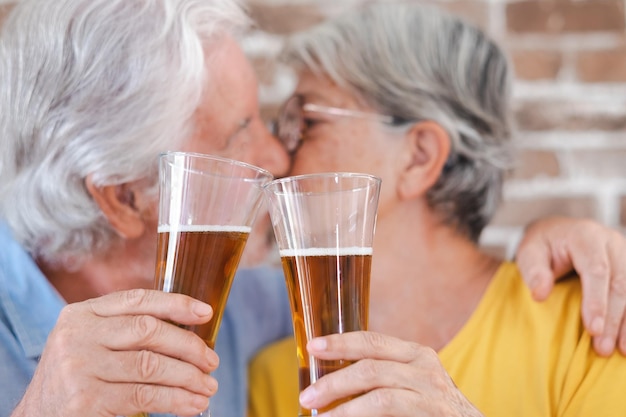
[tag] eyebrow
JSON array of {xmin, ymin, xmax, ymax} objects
[
  {"xmin": 297, "ymin": 92, "xmax": 331, "ymax": 105},
  {"xmin": 231, "ymin": 117, "xmax": 251, "ymax": 135}
]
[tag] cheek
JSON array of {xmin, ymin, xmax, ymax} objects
[{"xmin": 181, "ymin": 133, "xmax": 221, "ymax": 155}]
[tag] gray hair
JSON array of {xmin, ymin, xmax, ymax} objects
[
  {"xmin": 283, "ymin": 2, "xmax": 513, "ymax": 241},
  {"xmin": 0, "ymin": 0, "xmax": 249, "ymax": 265}
]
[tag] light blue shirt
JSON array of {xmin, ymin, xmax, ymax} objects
[
  {"xmin": 0, "ymin": 223, "xmax": 65, "ymax": 416},
  {"xmin": 0, "ymin": 222, "xmax": 292, "ymax": 417}
]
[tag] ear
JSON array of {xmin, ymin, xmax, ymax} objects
[
  {"xmin": 397, "ymin": 121, "xmax": 451, "ymax": 200},
  {"xmin": 85, "ymin": 175, "xmax": 146, "ymax": 239}
]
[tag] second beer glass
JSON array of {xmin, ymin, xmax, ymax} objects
[
  {"xmin": 263, "ymin": 173, "xmax": 381, "ymax": 417},
  {"xmin": 155, "ymin": 151, "xmax": 273, "ymax": 417}
]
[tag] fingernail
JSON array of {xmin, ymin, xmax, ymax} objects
[
  {"xmin": 308, "ymin": 338, "xmax": 327, "ymax": 351},
  {"xmin": 600, "ymin": 337, "xmax": 615, "ymax": 355},
  {"xmin": 193, "ymin": 302, "xmax": 212, "ymax": 317},
  {"xmin": 191, "ymin": 395, "xmax": 210, "ymax": 410},
  {"xmin": 591, "ymin": 317, "xmax": 605, "ymax": 335},
  {"xmin": 299, "ymin": 386, "xmax": 317, "ymax": 406}
]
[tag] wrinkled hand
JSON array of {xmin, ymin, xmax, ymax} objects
[
  {"xmin": 516, "ymin": 217, "xmax": 626, "ymax": 356},
  {"xmin": 11, "ymin": 289, "xmax": 218, "ymax": 417},
  {"xmin": 298, "ymin": 332, "xmax": 484, "ymax": 417}
]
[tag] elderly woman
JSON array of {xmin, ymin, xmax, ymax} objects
[{"xmin": 248, "ymin": 3, "xmax": 626, "ymax": 417}]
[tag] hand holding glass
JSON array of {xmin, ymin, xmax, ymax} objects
[
  {"xmin": 154, "ymin": 152, "xmax": 272, "ymax": 417},
  {"xmin": 264, "ymin": 173, "xmax": 381, "ymax": 417}
]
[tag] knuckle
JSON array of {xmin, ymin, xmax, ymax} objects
[
  {"xmin": 57, "ymin": 303, "xmax": 80, "ymax": 325},
  {"xmin": 587, "ymin": 262, "xmax": 610, "ymax": 280},
  {"xmin": 133, "ymin": 384, "xmax": 158, "ymax": 410},
  {"xmin": 428, "ymin": 367, "xmax": 452, "ymax": 392},
  {"xmin": 360, "ymin": 331, "xmax": 388, "ymax": 350},
  {"xmin": 123, "ymin": 288, "xmax": 151, "ymax": 308},
  {"xmin": 369, "ymin": 388, "xmax": 395, "ymax": 411},
  {"xmin": 137, "ymin": 350, "xmax": 162, "ymax": 381},
  {"xmin": 66, "ymin": 393, "xmax": 91, "ymax": 414},
  {"xmin": 609, "ymin": 274, "xmax": 626, "ymax": 296},
  {"xmin": 353, "ymin": 359, "xmax": 380, "ymax": 381},
  {"xmin": 422, "ymin": 345, "xmax": 440, "ymax": 361},
  {"xmin": 406, "ymin": 341, "xmax": 426, "ymax": 360},
  {"xmin": 132, "ymin": 314, "xmax": 161, "ymax": 343}
]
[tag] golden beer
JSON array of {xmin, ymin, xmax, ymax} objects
[
  {"xmin": 280, "ymin": 247, "xmax": 372, "ymax": 416},
  {"xmin": 154, "ymin": 225, "xmax": 250, "ymax": 349}
]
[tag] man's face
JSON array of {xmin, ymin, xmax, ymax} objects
[{"xmin": 184, "ymin": 35, "xmax": 290, "ymax": 178}]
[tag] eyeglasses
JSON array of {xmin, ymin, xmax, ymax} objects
[{"xmin": 274, "ymin": 95, "xmax": 412, "ymax": 153}]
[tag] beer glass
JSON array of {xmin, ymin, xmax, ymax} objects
[
  {"xmin": 263, "ymin": 173, "xmax": 381, "ymax": 417},
  {"xmin": 154, "ymin": 151, "xmax": 273, "ymax": 417}
]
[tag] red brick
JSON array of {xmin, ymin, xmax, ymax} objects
[
  {"xmin": 507, "ymin": 0, "xmax": 625, "ymax": 33},
  {"xmin": 511, "ymin": 49, "xmax": 563, "ymax": 80},
  {"xmin": 564, "ymin": 149, "xmax": 626, "ymax": 178},
  {"xmin": 514, "ymin": 100, "xmax": 626, "ymax": 131},
  {"xmin": 577, "ymin": 47, "xmax": 626, "ymax": 83},
  {"xmin": 423, "ymin": 0, "xmax": 490, "ymax": 30},
  {"xmin": 508, "ymin": 150, "xmax": 561, "ymax": 180},
  {"xmin": 491, "ymin": 197, "xmax": 597, "ymax": 226}
]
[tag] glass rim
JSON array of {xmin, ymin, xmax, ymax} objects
[
  {"xmin": 264, "ymin": 172, "xmax": 381, "ymax": 190},
  {"xmin": 160, "ymin": 151, "xmax": 274, "ymax": 181}
]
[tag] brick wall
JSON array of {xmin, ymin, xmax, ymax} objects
[{"xmin": 244, "ymin": 0, "xmax": 626, "ymax": 258}]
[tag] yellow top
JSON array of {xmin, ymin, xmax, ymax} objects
[{"xmin": 248, "ymin": 262, "xmax": 626, "ymax": 417}]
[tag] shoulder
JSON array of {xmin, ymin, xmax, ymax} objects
[
  {"xmin": 466, "ymin": 262, "xmax": 588, "ymax": 368},
  {"xmin": 495, "ymin": 262, "xmax": 582, "ymax": 316},
  {"xmin": 251, "ymin": 337, "xmax": 295, "ymax": 367}
]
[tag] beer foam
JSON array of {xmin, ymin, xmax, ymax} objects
[
  {"xmin": 158, "ymin": 224, "xmax": 251, "ymax": 234},
  {"xmin": 279, "ymin": 247, "xmax": 372, "ymax": 257}
]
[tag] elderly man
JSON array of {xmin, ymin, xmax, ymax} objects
[
  {"xmin": 0, "ymin": 1, "xmax": 624, "ymax": 417},
  {"xmin": 0, "ymin": 1, "xmax": 289, "ymax": 416}
]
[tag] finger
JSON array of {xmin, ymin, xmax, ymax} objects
[
  {"xmin": 307, "ymin": 332, "xmax": 422, "ymax": 363},
  {"xmin": 308, "ymin": 388, "xmax": 420, "ymax": 417},
  {"xmin": 97, "ymin": 315, "xmax": 218, "ymax": 373},
  {"xmin": 569, "ymin": 237, "xmax": 611, "ymax": 337},
  {"xmin": 81, "ymin": 289, "xmax": 213, "ymax": 324},
  {"xmin": 93, "ymin": 383, "xmax": 211, "ymax": 417},
  {"xmin": 515, "ymin": 237, "xmax": 555, "ymax": 301},
  {"xmin": 98, "ymin": 350, "xmax": 218, "ymax": 396},
  {"xmin": 592, "ymin": 233, "xmax": 626, "ymax": 356},
  {"xmin": 300, "ymin": 357, "xmax": 436, "ymax": 411}
]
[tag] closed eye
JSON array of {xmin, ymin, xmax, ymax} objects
[{"xmin": 224, "ymin": 117, "xmax": 252, "ymax": 148}]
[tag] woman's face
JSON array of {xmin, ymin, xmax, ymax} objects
[{"xmin": 288, "ymin": 71, "xmax": 405, "ymax": 181}]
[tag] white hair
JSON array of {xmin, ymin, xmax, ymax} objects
[
  {"xmin": 0, "ymin": 0, "xmax": 249, "ymax": 265},
  {"xmin": 283, "ymin": 2, "xmax": 513, "ymax": 241}
]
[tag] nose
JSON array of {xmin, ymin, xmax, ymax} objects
[{"xmin": 251, "ymin": 120, "xmax": 291, "ymax": 178}]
